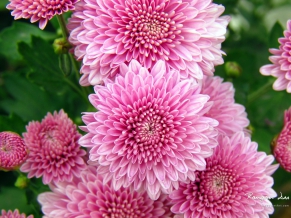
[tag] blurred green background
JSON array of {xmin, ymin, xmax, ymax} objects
[{"xmin": 0, "ymin": 0, "xmax": 291, "ymax": 217}]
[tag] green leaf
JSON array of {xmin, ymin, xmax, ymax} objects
[
  {"xmin": 268, "ymin": 21, "xmax": 284, "ymax": 48},
  {"xmin": 49, "ymin": 12, "xmax": 73, "ymax": 32},
  {"xmin": 18, "ymin": 36, "xmax": 89, "ymax": 104},
  {"xmin": 0, "ymin": 22, "xmax": 55, "ymax": 63},
  {"xmin": 263, "ymin": 5, "xmax": 291, "ymax": 31},
  {"xmin": 252, "ymin": 128, "xmax": 273, "ymax": 153},
  {"xmin": 0, "ymin": 0, "xmax": 8, "ymax": 11},
  {"xmin": 18, "ymin": 36, "xmax": 68, "ymax": 93},
  {"xmin": 0, "ymin": 113, "xmax": 26, "ymax": 134},
  {"xmin": 0, "ymin": 70, "xmax": 62, "ymax": 122},
  {"xmin": 247, "ymin": 89, "xmax": 291, "ymax": 155},
  {"xmin": 0, "ymin": 186, "xmax": 34, "ymax": 216}
]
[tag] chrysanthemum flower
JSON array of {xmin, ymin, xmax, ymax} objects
[
  {"xmin": 169, "ymin": 132, "xmax": 279, "ymax": 218},
  {"xmin": 6, "ymin": 0, "xmax": 78, "ymax": 29},
  {"xmin": 67, "ymin": 0, "xmax": 230, "ymax": 86},
  {"xmin": 38, "ymin": 166, "xmax": 174, "ymax": 218},
  {"xmin": 0, "ymin": 209, "xmax": 33, "ymax": 218},
  {"xmin": 201, "ymin": 76, "xmax": 250, "ymax": 136},
  {"xmin": 79, "ymin": 60, "xmax": 219, "ymax": 199},
  {"xmin": 272, "ymin": 106, "xmax": 291, "ymax": 172},
  {"xmin": 157, "ymin": 194, "xmax": 175, "ymax": 218},
  {"xmin": 0, "ymin": 131, "xmax": 28, "ymax": 170},
  {"xmin": 260, "ymin": 20, "xmax": 291, "ymax": 92},
  {"xmin": 20, "ymin": 109, "xmax": 86, "ymax": 184}
]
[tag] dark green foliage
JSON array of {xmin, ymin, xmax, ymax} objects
[
  {"xmin": 18, "ymin": 36, "xmax": 67, "ymax": 93},
  {"xmin": 0, "ymin": 22, "xmax": 55, "ymax": 64},
  {"xmin": 269, "ymin": 22, "xmax": 285, "ymax": 48}
]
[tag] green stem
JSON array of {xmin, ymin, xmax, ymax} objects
[
  {"xmin": 56, "ymin": 14, "xmax": 90, "ymax": 101},
  {"xmin": 247, "ymin": 79, "xmax": 275, "ymax": 104},
  {"xmin": 70, "ymin": 53, "xmax": 80, "ymax": 80},
  {"xmin": 64, "ymin": 77, "xmax": 88, "ymax": 101},
  {"xmin": 69, "ymin": 54, "xmax": 91, "ymax": 98},
  {"xmin": 56, "ymin": 14, "xmax": 69, "ymax": 39},
  {"xmin": 68, "ymin": 53, "xmax": 89, "ymax": 95}
]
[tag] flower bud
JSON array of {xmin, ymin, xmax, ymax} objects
[
  {"xmin": 0, "ymin": 131, "xmax": 28, "ymax": 171},
  {"xmin": 59, "ymin": 53, "xmax": 73, "ymax": 76},
  {"xmin": 272, "ymin": 107, "xmax": 291, "ymax": 172},
  {"xmin": 225, "ymin": 61, "xmax": 242, "ymax": 78},
  {"xmin": 53, "ymin": 38, "xmax": 71, "ymax": 54},
  {"xmin": 15, "ymin": 174, "xmax": 29, "ymax": 189}
]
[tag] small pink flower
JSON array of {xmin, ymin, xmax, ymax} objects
[
  {"xmin": 260, "ymin": 20, "xmax": 291, "ymax": 92},
  {"xmin": 201, "ymin": 76, "xmax": 250, "ymax": 136},
  {"xmin": 169, "ymin": 132, "xmax": 279, "ymax": 218},
  {"xmin": 0, "ymin": 209, "xmax": 33, "ymax": 218},
  {"xmin": 0, "ymin": 131, "xmax": 28, "ymax": 170},
  {"xmin": 20, "ymin": 109, "xmax": 86, "ymax": 184},
  {"xmin": 79, "ymin": 60, "xmax": 219, "ymax": 199},
  {"xmin": 38, "ymin": 166, "xmax": 174, "ymax": 218},
  {"xmin": 6, "ymin": 0, "xmax": 78, "ymax": 29},
  {"xmin": 272, "ymin": 106, "xmax": 291, "ymax": 172},
  {"xmin": 67, "ymin": 0, "xmax": 230, "ymax": 86}
]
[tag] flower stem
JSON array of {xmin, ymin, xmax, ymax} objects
[
  {"xmin": 56, "ymin": 14, "xmax": 90, "ymax": 101},
  {"xmin": 63, "ymin": 77, "xmax": 88, "ymax": 101},
  {"xmin": 56, "ymin": 14, "xmax": 69, "ymax": 39},
  {"xmin": 247, "ymin": 79, "xmax": 275, "ymax": 104}
]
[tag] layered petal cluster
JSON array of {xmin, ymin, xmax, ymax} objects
[
  {"xmin": 169, "ymin": 132, "xmax": 279, "ymax": 218},
  {"xmin": 20, "ymin": 110, "xmax": 86, "ymax": 184},
  {"xmin": 260, "ymin": 20, "xmax": 291, "ymax": 92},
  {"xmin": 0, "ymin": 131, "xmax": 28, "ymax": 170},
  {"xmin": 201, "ymin": 76, "xmax": 250, "ymax": 136},
  {"xmin": 272, "ymin": 106, "xmax": 291, "ymax": 172},
  {"xmin": 156, "ymin": 194, "xmax": 175, "ymax": 218},
  {"xmin": 67, "ymin": 0, "xmax": 230, "ymax": 86},
  {"xmin": 0, "ymin": 209, "xmax": 33, "ymax": 218},
  {"xmin": 6, "ymin": 0, "xmax": 78, "ymax": 29},
  {"xmin": 79, "ymin": 60, "xmax": 219, "ymax": 199},
  {"xmin": 38, "ymin": 166, "xmax": 174, "ymax": 218}
]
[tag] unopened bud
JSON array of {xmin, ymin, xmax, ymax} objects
[
  {"xmin": 225, "ymin": 61, "xmax": 242, "ymax": 78},
  {"xmin": 0, "ymin": 131, "xmax": 28, "ymax": 171},
  {"xmin": 53, "ymin": 38, "xmax": 71, "ymax": 54},
  {"xmin": 272, "ymin": 107, "xmax": 291, "ymax": 173},
  {"xmin": 59, "ymin": 53, "xmax": 73, "ymax": 76},
  {"xmin": 15, "ymin": 174, "xmax": 29, "ymax": 189}
]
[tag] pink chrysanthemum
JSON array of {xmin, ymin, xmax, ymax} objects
[
  {"xmin": 20, "ymin": 109, "xmax": 86, "ymax": 184},
  {"xmin": 79, "ymin": 60, "xmax": 219, "ymax": 199},
  {"xmin": 67, "ymin": 0, "xmax": 230, "ymax": 86},
  {"xmin": 0, "ymin": 209, "xmax": 33, "ymax": 218},
  {"xmin": 6, "ymin": 0, "xmax": 78, "ymax": 29},
  {"xmin": 169, "ymin": 132, "xmax": 279, "ymax": 218},
  {"xmin": 157, "ymin": 194, "xmax": 175, "ymax": 218},
  {"xmin": 38, "ymin": 166, "xmax": 174, "ymax": 218},
  {"xmin": 201, "ymin": 76, "xmax": 250, "ymax": 136},
  {"xmin": 260, "ymin": 20, "xmax": 291, "ymax": 92},
  {"xmin": 272, "ymin": 106, "xmax": 291, "ymax": 172},
  {"xmin": 0, "ymin": 131, "xmax": 28, "ymax": 170}
]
